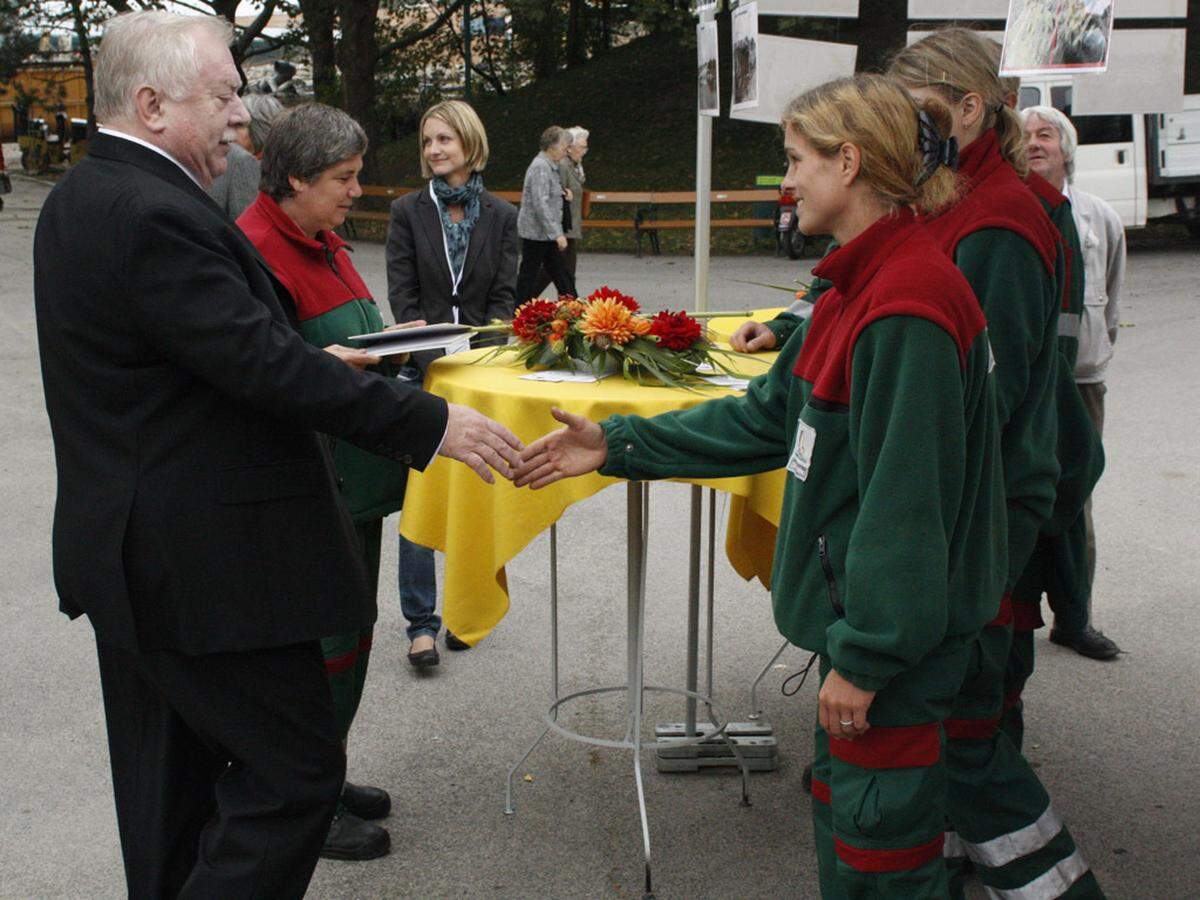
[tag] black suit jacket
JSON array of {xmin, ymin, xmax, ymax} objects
[
  {"xmin": 33, "ymin": 133, "xmax": 450, "ymax": 655},
  {"xmin": 385, "ymin": 184, "xmax": 518, "ymax": 369}
]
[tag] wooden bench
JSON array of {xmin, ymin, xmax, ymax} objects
[
  {"xmin": 345, "ymin": 186, "xmax": 779, "ymax": 255},
  {"xmin": 584, "ymin": 189, "xmax": 778, "ymax": 256}
]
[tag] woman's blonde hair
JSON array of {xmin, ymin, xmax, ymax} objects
[
  {"xmin": 888, "ymin": 27, "xmax": 1028, "ymax": 177},
  {"xmin": 782, "ymin": 73, "xmax": 960, "ymax": 216},
  {"xmin": 419, "ymin": 100, "xmax": 489, "ymax": 178}
]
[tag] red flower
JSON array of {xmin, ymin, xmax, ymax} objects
[
  {"xmin": 648, "ymin": 310, "xmax": 703, "ymax": 351},
  {"xmin": 587, "ymin": 285, "xmax": 640, "ymax": 313},
  {"xmin": 512, "ymin": 299, "xmax": 559, "ymax": 342}
]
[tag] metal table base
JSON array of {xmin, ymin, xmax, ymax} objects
[
  {"xmin": 504, "ymin": 482, "xmax": 751, "ymax": 900},
  {"xmin": 652, "ymin": 486, "xmax": 780, "ymax": 773}
]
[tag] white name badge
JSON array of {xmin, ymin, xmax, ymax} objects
[{"xmin": 787, "ymin": 418, "xmax": 817, "ymax": 481}]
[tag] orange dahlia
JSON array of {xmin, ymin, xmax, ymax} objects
[{"xmin": 579, "ymin": 298, "xmax": 651, "ymax": 349}]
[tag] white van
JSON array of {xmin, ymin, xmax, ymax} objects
[{"xmin": 1017, "ymin": 80, "xmax": 1200, "ymax": 235}]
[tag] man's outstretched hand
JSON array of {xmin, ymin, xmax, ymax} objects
[
  {"xmin": 438, "ymin": 403, "xmax": 524, "ymax": 484},
  {"xmin": 513, "ymin": 407, "xmax": 608, "ymax": 489}
]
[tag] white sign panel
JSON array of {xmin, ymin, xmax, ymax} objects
[
  {"xmin": 1073, "ymin": 28, "xmax": 1186, "ymax": 114},
  {"xmin": 731, "ymin": 2, "xmax": 760, "ymax": 113},
  {"xmin": 697, "ymin": 21, "xmax": 720, "ymax": 117},
  {"xmin": 729, "ymin": 35, "xmax": 858, "ymax": 125},
  {"xmin": 907, "ymin": 29, "xmax": 1004, "ymax": 45},
  {"xmin": 1000, "ymin": 0, "xmax": 1115, "ymax": 78},
  {"xmin": 909, "ymin": 0, "xmax": 1185, "ymax": 17},
  {"xmin": 756, "ymin": 0, "xmax": 857, "ymax": 16}
]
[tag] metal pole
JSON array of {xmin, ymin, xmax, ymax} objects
[
  {"xmin": 685, "ymin": 485, "xmax": 702, "ymax": 735},
  {"xmin": 693, "ymin": 7, "xmax": 715, "ymax": 313}
]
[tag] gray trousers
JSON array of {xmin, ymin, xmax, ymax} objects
[{"xmin": 1077, "ymin": 381, "xmax": 1107, "ymax": 589}]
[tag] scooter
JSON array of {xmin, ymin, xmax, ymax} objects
[
  {"xmin": 774, "ymin": 191, "xmax": 806, "ymax": 260},
  {"xmin": 0, "ymin": 148, "xmax": 11, "ymax": 212}
]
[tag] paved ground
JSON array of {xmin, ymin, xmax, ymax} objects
[{"xmin": 2, "ymin": 169, "xmax": 1198, "ymax": 898}]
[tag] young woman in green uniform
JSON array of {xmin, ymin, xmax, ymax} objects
[
  {"xmin": 515, "ymin": 74, "xmax": 1006, "ymax": 898},
  {"xmin": 890, "ymin": 28, "xmax": 1104, "ymax": 898}
]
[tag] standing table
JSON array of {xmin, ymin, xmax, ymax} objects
[{"xmin": 400, "ymin": 347, "xmax": 788, "ymax": 897}]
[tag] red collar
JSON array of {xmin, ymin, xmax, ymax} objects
[
  {"xmin": 250, "ymin": 192, "xmax": 351, "ymax": 257},
  {"xmin": 956, "ymin": 129, "xmax": 1006, "ymax": 187},
  {"xmin": 812, "ymin": 207, "xmax": 920, "ymax": 302}
]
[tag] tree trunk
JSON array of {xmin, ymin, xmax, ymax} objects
[
  {"xmin": 565, "ymin": 0, "xmax": 586, "ymax": 68},
  {"xmin": 298, "ymin": 0, "xmax": 338, "ymax": 103},
  {"xmin": 336, "ymin": 0, "xmax": 381, "ymax": 177},
  {"xmin": 850, "ymin": 0, "xmax": 907, "ymax": 73}
]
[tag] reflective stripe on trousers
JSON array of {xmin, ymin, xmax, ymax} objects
[
  {"xmin": 987, "ymin": 848, "xmax": 1090, "ymax": 899},
  {"xmin": 953, "ymin": 804, "xmax": 1065, "ymax": 867}
]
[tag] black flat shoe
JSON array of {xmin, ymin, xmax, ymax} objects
[
  {"xmin": 1049, "ymin": 625, "xmax": 1122, "ymax": 661},
  {"xmin": 801, "ymin": 763, "xmax": 813, "ymax": 795},
  {"xmin": 407, "ymin": 645, "xmax": 440, "ymax": 669},
  {"xmin": 445, "ymin": 631, "xmax": 471, "ymax": 651},
  {"xmin": 320, "ymin": 810, "xmax": 391, "ymax": 861},
  {"xmin": 341, "ymin": 782, "xmax": 391, "ymax": 820}
]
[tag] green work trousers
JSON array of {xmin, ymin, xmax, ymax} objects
[
  {"xmin": 945, "ymin": 611, "xmax": 1104, "ymax": 898},
  {"xmin": 811, "ymin": 642, "xmax": 968, "ymax": 898},
  {"xmin": 320, "ymin": 518, "xmax": 382, "ymax": 741},
  {"xmin": 1005, "ymin": 510, "xmax": 1091, "ymax": 748}
]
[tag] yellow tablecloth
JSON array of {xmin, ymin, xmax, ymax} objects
[
  {"xmin": 705, "ymin": 306, "xmax": 786, "ymax": 344},
  {"xmin": 399, "ymin": 346, "xmax": 787, "ymax": 645}
]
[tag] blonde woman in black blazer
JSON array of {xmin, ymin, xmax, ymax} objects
[{"xmin": 385, "ymin": 101, "xmax": 518, "ymax": 662}]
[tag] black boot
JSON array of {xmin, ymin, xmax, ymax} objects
[
  {"xmin": 1049, "ymin": 625, "xmax": 1122, "ymax": 660},
  {"xmin": 320, "ymin": 809, "xmax": 391, "ymax": 861},
  {"xmin": 341, "ymin": 782, "xmax": 391, "ymax": 820}
]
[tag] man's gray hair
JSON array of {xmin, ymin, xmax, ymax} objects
[
  {"xmin": 1022, "ymin": 105, "xmax": 1078, "ymax": 182},
  {"xmin": 242, "ymin": 92, "xmax": 285, "ymax": 154},
  {"xmin": 566, "ymin": 126, "xmax": 589, "ymax": 145},
  {"xmin": 539, "ymin": 125, "xmax": 567, "ymax": 152},
  {"xmin": 94, "ymin": 11, "xmax": 233, "ymax": 123},
  {"xmin": 260, "ymin": 103, "xmax": 368, "ymax": 200}
]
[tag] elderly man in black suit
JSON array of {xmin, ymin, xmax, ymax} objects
[{"xmin": 32, "ymin": 11, "xmax": 521, "ymax": 898}]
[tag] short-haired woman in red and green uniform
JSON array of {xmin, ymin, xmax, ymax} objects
[
  {"xmin": 238, "ymin": 103, "xmax": 410, "ymax": 863},
  {"xmin": 513, "ymin": 74, "xmax": 1006, "ymax": 897},
  {"xmin": 891, "ymin": 28, "xmax": 1104, "ymax": 898}
]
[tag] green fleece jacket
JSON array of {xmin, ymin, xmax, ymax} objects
[
  {"xmin": 599, "ymin": 212, "xmax": 1007, "ymax": 691},
  {"xmin": 1027, "ymin": 176, "xmax": 1105, "ymax": 535}
]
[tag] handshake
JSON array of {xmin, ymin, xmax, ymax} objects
[{"xmin": 441, "ymin": 406, "xmax": 607, "ymax": 489}]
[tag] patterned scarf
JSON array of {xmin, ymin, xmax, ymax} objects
[{"xmin": 431, "ymin": 173, "xmax": 483, "ymax": 283}]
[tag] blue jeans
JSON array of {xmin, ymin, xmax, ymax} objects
[{"xmin": 398, "ymin": 534, "xmax": 440, "ymax": 641}]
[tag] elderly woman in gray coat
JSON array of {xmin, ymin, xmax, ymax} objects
[
  {"xmin": 534, "ymin": 125, "xmax": 587, "ymax": 296},
  {"xmin": 515, "ymin": 126, "xmax": 577, "ymax": 302}
]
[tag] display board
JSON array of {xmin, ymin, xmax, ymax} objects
[
  {"xmin": 728, "ymin": 35, "xmax": 857, "ymax": 124},
  {"xmin": 755, "ymin": 0, "xmax": 858, "ymax": 16},
  {"xmin": 1072, "ymin": 28, "xmax": 1186, "ymax": 114},
  {"xmin": 908, "ymin": 0, "xmax": 1186, "ymax": 17}
]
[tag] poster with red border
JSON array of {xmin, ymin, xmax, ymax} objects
[{"xmin": 999, "ymin": 0, "xmax": 1115, "ymax": 77}]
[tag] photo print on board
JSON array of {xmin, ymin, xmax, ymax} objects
[
  {"xmin": 1000, "ymin": 0, "xmax": 1114, "ymax": 77},
  {"xmin": 731, "ymin": 1, "xmax": 760, "ymax": 112},
  {"xmin": 697, "ymin": 20, "xmax": 720, "ymax": 116}
]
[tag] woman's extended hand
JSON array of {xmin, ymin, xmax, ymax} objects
[
  {"xmin": 818, "ymin": 669, "xmax": 875, "ymax": 741},
  {"xmin": 384, "ymin": 319, "xmax": 427, "ymax": 331},
  {"xmin": 513, "ymin": 407, "xmax": 608, "ymax": 489},
  {"xmin": 729, "ymin": 321, "xmax": 777, "ymax": 353},
  {"xmin": 324, "ymin": 344, "xmax": 380, "ymax": 370}
]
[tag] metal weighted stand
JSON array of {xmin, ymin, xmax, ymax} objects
[
  {"xmin": 505, "ymin": 483, "xmax": 750, "ymax": 899},
  {"xmin": 655, "ymin": 487, "xmax": 779, "ymax": 772}
]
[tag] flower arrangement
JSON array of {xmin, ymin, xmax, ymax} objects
[{"xmin": 478, "ymin": 286, "xmax": 750, "ymax": 388}]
